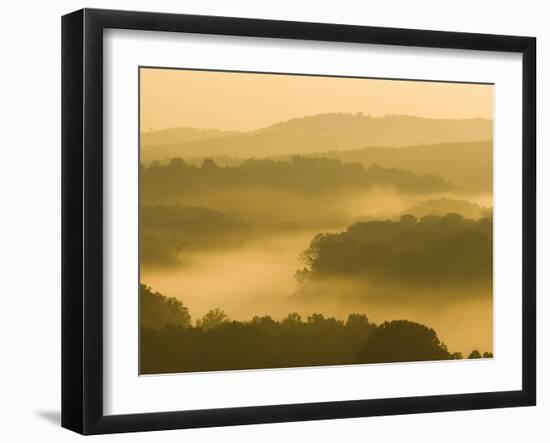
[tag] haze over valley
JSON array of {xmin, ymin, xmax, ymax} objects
[{"xmin": 139, "ymin": 68, "xmax": 494, "ymax": 373}]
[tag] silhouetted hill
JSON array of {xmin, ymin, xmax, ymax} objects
[
  {"xmin": 257, "ymin": 113, "xmax": 491, "ymax": 145},
  {"xmin": 141, "ymin": 127, "xmax": 238, "ymax": 147},
  {"xmin": 297, "ymin": 213, "xmax": 493, "ymax": 288},
  {"xmin": 142, "ymin": 205, "xmax": 246, "ymax": 233},
  {"xmin": 140, "ymin": 205, "xmax": 250, "ymax": 265},
  {"xmin": 140, "ymin": 156, "xmax": 454, "ymax": 203},
  {"xmin": 404, "ymin": 198, "xmax": 491, "ymax": 219},
  {"xmin": 310, "ymin": 140, "xmax": 492, "ymax": 191},
  {"xmin": 140, "ymin": 114, "xmax": 492, "ymax": 163}
]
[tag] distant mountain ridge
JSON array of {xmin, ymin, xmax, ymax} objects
[
  {"xmin": 140, "ymin": 113, "xmax": 492, "ymax": 163},
  {"xmin": 145, "ymin": 140, "xmax": 493, "ymax": 192},
  {"xmin": 141, "ymin": 127, "xmax": 238, "ymax": 147},
  {"xmin": 305, "ymin": 140, "xmax": 493, "ymax": 192}
]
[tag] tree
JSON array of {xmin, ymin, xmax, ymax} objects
[
  {"xmin": 399, "ymin": 214, "xmax": 417, "ymax": 228},
  {"xmin": 140, "ymin": 284, "xmax": 191, "ymax": 330},
  {"xmin": 468, "ymin": 350, "xmax": 482, "ymax": 359},
  {"xmin": 482, "ymin": 351, "xmax": 493, "ymax": 358},
  {"xmin": 196, "ymin": 308, "xmax": 228, "ymax": 331},
  {"xmin": 294, "ymin": 267, "xmax": 312, "ymax": 287},
  {"xmin": 201, "ymin": 158, "xmax": 219, "ymax": 170},
  {"xmin": 307, "ymin": 313, "xmax": 324, "ymax": 324},
  {"xmin": 345, "ymin": 313, "xmax": 370, "ymax": 329},
  {"xmin": 282, "ymin": 312, "xmax": 302, "ymax": 327},
  {"xmin": 356, "ymin": 320, "xmax": 451, "ymax": 364},
  {"xmin": 251, "ymin": 315, "xmax": 277, "ymax": 327}
]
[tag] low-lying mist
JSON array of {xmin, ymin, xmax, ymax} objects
[
  {"xmin": 141, "ymin": 227, "xmax": 493, "ymax": 355},
  {"xmin": 140, "ymin": 156, "xmax": 494, "ymax": 357}
]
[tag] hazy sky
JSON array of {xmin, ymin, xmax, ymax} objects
[{"xmin": 140, "ymin": 67, "xmax": 493, "ymax": 132}]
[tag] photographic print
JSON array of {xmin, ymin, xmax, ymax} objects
[
  {"xmin": 138, "ymin": 67, "xmax": 494, "ymax": 374},
  {"xmin": 62, "ymin": 10, "xmax": 536, "ymax": 433}
]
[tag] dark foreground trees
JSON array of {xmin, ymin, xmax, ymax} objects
[
  {"xmin": 355, "ymin": 320, "xmax": 450, "ymax": 364},
  {"xmin": 140, "ymin": 284, "xmax": 492, "ymax": 374},
  {"xmin": 140, "ymin": 284, "xmax": 191, "ymax": 330}
]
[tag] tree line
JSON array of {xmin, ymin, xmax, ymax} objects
[
  {"xmin": 140, "ymin": 156, "xmax": 453, "ymax": 202},
  {"xmin": 297, "ymin": 213, "xmax": 493, "ymax": 289},
  {"xmin": 140, "ymin": 205, "xmax": 249, "ymax": 266},
  {"xmin": 140, "ymin": 285, "xmax": 492, "ymax": 374}
]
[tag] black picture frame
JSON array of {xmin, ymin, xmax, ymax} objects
[{"xmin": 62, "ymin": 8, "xmax": 536, "ymax": 435}]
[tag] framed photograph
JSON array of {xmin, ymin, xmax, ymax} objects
[{"xmin": 61, "ymin": 8, "xmax": 536, "ymax": 435}]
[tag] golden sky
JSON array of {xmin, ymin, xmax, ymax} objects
[{"xmin": 140, "ymin": 67, "xmax": 493, "ymax": 132}]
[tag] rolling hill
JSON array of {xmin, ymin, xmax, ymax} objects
[
  {"xmin": 140, "ymin": 127, "xmax": 238, "ymax": 151},
  {"xmin": 313, "ymin": 141, "xmax": 492, "ymax": 192},
  {"xmin": 140, "ymin": 113, "xmax": 493, "ymax": 163}
]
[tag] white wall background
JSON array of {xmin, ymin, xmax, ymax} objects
[{"xmin": 0, "ymin": 0, "xmax": 546, "ymax": 441}]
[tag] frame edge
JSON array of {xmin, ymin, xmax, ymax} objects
[
  {"xmin": 62, "ymin": 8, "xmax": 537, "ymax": 435},
  {"xmin": 521, "ymin": 36, "xmax": 537, "ymax": 407},
  {"xmin": 61, "ymin": 8, "xmax": 85, "ymax": 435}
]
